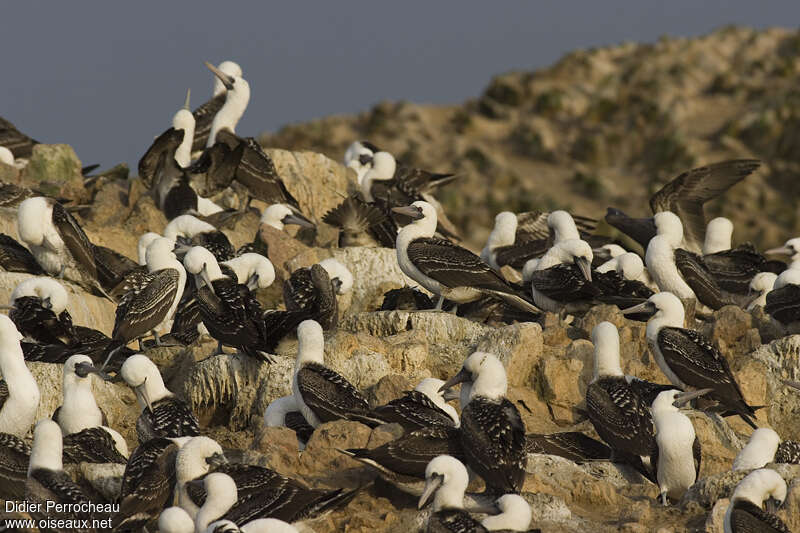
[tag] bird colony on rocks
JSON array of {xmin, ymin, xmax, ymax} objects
[{"xmin": 0, "ymin": 55, "xmax": 798, "ymax": 533}]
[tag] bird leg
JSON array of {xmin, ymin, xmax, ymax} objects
[
  {"xmin": 57, "ymin": 265, "xmax": 66, "ymax": 279},
  {"xmin": 138, "ymin": 339, "xmax": 144, "ymax": 351},
  {"xmin": 660, "ymin": 492, "xmax": 668, "ymax": 506},
  {"xmin": 214, "ymin": 342, "xmax": 225, "ymax": 356},
  {"xmin": 151, "ymin": 330, "xmax": 162, "ymax": 346}
]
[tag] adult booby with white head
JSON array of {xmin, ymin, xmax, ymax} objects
[
  {"xmin": 7, "ymin": 276, "xmax": 76, "ymax": 346},
  {"xmin": 440, "ymin": 351, "xmax": 525, "ymax": 495},
  {"xmin": 623, "ymin": 292, "xmax": 759, "ymax": 428},
  {"xmin": 723, "ymin": 468, "xmax": 789, "ymax": 533},
  {"xmin": 17, "ymin": 196, "xmax": 108, "ymax": 297},
  {"xmin": 417, "ymin": 455, "xmax": 487, "ymax": 532},
  {"xmin": 119, "ymin": 353, "xmax": 200, "ymax": 444},
  {"xmin": 192, "ymin": 61, "xmax": 243, "ymax": 152},
  {"xmin": 394, "ymin": 201, "xmax": 538, "ymax": 313},
  {"xmin": 165, "ymin": 214, "xmax": 235, "ymax": 262}
]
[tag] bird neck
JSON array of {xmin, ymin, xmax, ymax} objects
[
  {"xmin": 61, "ymin": 376, "xmax": 102, "ymax": 432},
  {"xmin": 646, "ymin": 237, "xmax": 695, "ymax": 298},
  {"xmin": 207, "ymin": 85, "xmax": 249, "ymax": 147},
  {"xmin": 195, "ymin": 488, "xmax": 236, "ymax": 533},
  {"xmin": 29, "ymin": 430, "xmax": 63, "ymax": 473},
  {"xmin": 397, "ymin": 217, "xmax": 437, "ymax": 249},
  {"xmin": 264, "ymin": 396, "xmax": 296, "ymax": 426},
  {"xmin": 432, "ymin": 478, "xmax": 467, "ymax": 512},
  {"xmin": 480, "ymin": 497, "xmax": 531, "ymax": 531}
]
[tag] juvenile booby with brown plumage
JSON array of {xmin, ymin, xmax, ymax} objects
[
  {"xmin": 724, "ymin": 468, "xmax": 789, "ymax": 533},
  {"xmin": 7, "ymin": 276, "xmax": 76, "ymax": 346},
  {"xmin": 292, "ymin": 320, "xmax": 384, "ymax": 428},
  {"xmin": 119, "ymin": 353, "xmax": 200, "ymax": 444},
  {"xmin": 623, "ymin": 292, "xmax": 759, "ymax": 428},
  {"xmin": 605, "ymin": 159, "xmax": 761, "ymax": 253},
  {"xmin": 394, "ymin": 201, "xmax": 538, "ymax": 312},
  {"xmin": 440, "ymin": 351, "xmax": 525, "ymax": 495},
  {"xmin": 17, "ymin": 196, "xmax": 109, "ymax": 297}
]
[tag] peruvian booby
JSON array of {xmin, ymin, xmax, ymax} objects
[
  {"xmin": 372, "ymin": 377, "xmax": 460, "ymax": 432},
  {"xmin": 17, "ymin": 196, "xmax": 108, "ymax": 297},
  {"xmin": 220, "ymin": 253, "xmax": 275, "ymax": 291},
  {"xmin": 418, "ymin": 455, "xmax": 487, "ymax": 533},
  {"xmin": 8, "ymin": 276, "xmax": 76, "ymax": 346},
  {"xmin": 175, "ymin": 437, "xmax": 227, "ymax": 519},
  {"xmin": 394, "ymin": 201, "xmax": 538, "ymax": 313},
  {"xmin": 596, "ymin": 252, "xmax": 656, "ymax": 290},
  {"xmin": 0, "ymin": 232, "xmax": 45, "ymax": 274},
  {"xmin": 116, "ymin": 437, "xmax": 191, "ymax": 532},
  {"xmin": 204, "ymin": 62, "xmax": 251, "ymax": 149},
  {"xmin": 748, "ymin": 272, "xmax": 778, "ymax": 310},
  {"xmin": 119, "ymin": 353, "xmax": 200, "ymax": 443},
  {"xmin": 481, "ymin": 210, "xmax": 597, "ymax": 271},
  {"xmin": 263, "ymin": 395, "xmax": 314, "ymax": 447},
  {"xmin": 193, "ymin": 472, "xmax": 239, "ymax": 533},
  {"xmin": 340, "ymin": 426, "xmax": 465, "ymax": 496},
  {"xmin": 651, "ymin": 389, "xmax": 704, "ymax": 504},
  {"xmin": 193, "ymin": 61, "xmax": 244, "ymax": 152},
  {"xmin": 765, "ymin": 237, "xmax": 800, "ymax": 269},
  {"xmin": 183, "ymin": 246, "xmax": 273, "ymax": 362},
  {"xmin": 283, "ymin": 258, "xmax": 352, "ymax": 328},
  {"xmin": 165, "ymin": 214, "xmax": 235, "ymax": 262},
  {"xmin": 704, "ymin": 217, "xmax": 733, "ymax": 254},
  {"xmin": 0, "ymin": 314, "xmax": 40, "ymax": 437},
  {"xmin": 723, "ymin": 468, "xmax": 789, "ymax": 533},
  {"xmin": 592, "ymin": 243, "xmax": 627, "ymax": 265},
  {"xmin": 293, "ymin": 320, "xmax": 383, "ymax": 428},
  {"xmin": 159, "ymin": 506, "xmax": 196, "ymax": 533},
  {"xmin": 235, "ymin": 203, "xmax": 314, "ymax": 257},
  {"xmin": 528, "ymin": 238, "xmax": 597, "ymax": 312},
  {"xmin": 623, "ymin": 292, "xmax": 759, "ymax": 428},
  {"xmin": 322, "ymin": 194, "xmax": 397, "ymax": 248},
  {"xmin": 524, "ymin": 431, "xmax": 611, "ymax": 464},
  {"xmin": 585, "ymin": 321, "xmax": 658, "ymax": 482},
  {"xmin": 138, "ymin": 232, "xmax": 162, "ymax": 265},
  {"xmin": 605, "ymin": 159, "xmax": 761, "ymax": 253},
  {"xmin": 733, "ymin": 428, "xmax": 781, "ymax": 471},
  {"xmin": 480, "ymin": 494, "xmax": 533, "ymax": 532},
  {"xmin": 106, "ymin": 236, "xmax": 186, "ymax": 358},
  {"xmin": 0, "ymin": 315, "xmax": 38, "ymax": 499},
  {"xmin": 765, "ymin": 265, "xmax": 800, "ymax": 324},
  {"xmin": 441, "ymin": 351, "xmax": 526, "ymax": 494},
  {"xmin": 0, "ymin": 115, "xmax": 38, "ymax": 158},
  {"xmin": 22, "ymin": 324, "xmax": 133, "ymax": 370},
  {"xmin": 775, "ymin": 440, "xmax": 800, "ymax": 464},
  {"xmin": 53, "ymin": 354, "xmax": 105, "ymax": 434},
  {"xmin": 25, "ymin": 420, "xmax": 94, "ymax": 530},
  {"xmin": 343, "ymin": 140, "xmax": 381, "ymax": 185},
  {"xmin": 61, "ymin": 426, "xmax": 128, "ymax": 465}
]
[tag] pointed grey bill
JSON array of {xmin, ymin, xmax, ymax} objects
[
  {"xmin": 204, "ymin": 61, "xmax": 234, "ymax": 90},
  {"xmin": 281, "ymin": 213, "xmax": 315, "ymax": 228},
  {"xmin": 418, "ymin": 473, "xmax": 444, "ymax": 509},
  {"xmin": 672, "ymin": 388, "xmax": 713, "ymax": 407},
  {"xmin": 183, "ymin": 88, "xmax": 191, "ymax": 110},
  {"xmin": 783, "ymin": 380, "xmax": 800, "ymax": 392},
  {"xmin": 575, "ymin": 256, "xmax": 592, "ymax": 282},
  {"xmin": 391, "ymin": 205, "xmax": 425, "ymax": 221},
  {"xmin": 74, "ymin": 361, "xmax": 113, "ymax": 381},
  {"xmin": 200, "ymin": 264, "xmax": 217, "ymax": 296},
  {"xmin": 439, "ymin": 368, "xmax": 472, "ymax": 393},
  {"xmin": 246, "ymin": 273, "xmax": 260, "ymax": 291},
  {"xmin": 205, "ymin": 451, "xmax": 228, "ymax": 468},
  {"xmin": 621, "ymin": 300, "xmax": 657, "ymax": 316},
  {"xmin": 442, "ymin": 388, "xmax": 460, "ymax": 402},
  {"xmin": 765, "ymin": 246, "xmax": 792, "ymax": 255},
  {"xmin": 765, "ymin": 496, "xmax": 783, "ymax": 514},
  {"xmin": 136, "ymin": 380, "xmax": 154, "ymax": 413}
]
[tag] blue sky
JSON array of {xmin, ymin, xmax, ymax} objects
[{"xmin": 3, "ymin": 1, "xmax": 799, "ymax": 168}]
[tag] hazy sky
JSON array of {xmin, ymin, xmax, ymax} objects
[{"xmin": 3, "ymin": 2, "xmax": 799, "ymax": 169}]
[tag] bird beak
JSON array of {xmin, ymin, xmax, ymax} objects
[
  {"xmin": 358, "ymin": 154, "xmax": 373, "ymax": 166},
  {"xmin": 574, "ymin": 256, "xmax": 592, "ymax": 282},
  {"xmin": 765, "ymin": 246, "xmax": 792, "ymax": 256},
  {"xmin": 783, "ymin": 380, "xmax": 800, "ymax": 392},
  {"xmin": 442, "ymin": 388, "xmax": 460, "ymax": 402},
  {"xmin": 246, "ymin": 273, "xmax": 260, "ymax": 291},
  {"xmin": 135, "ymin": 381, "xmax": 154, "ymax": 413},
  {"xmin": 74, "ymin": 362, "xmax": 109, "ymax": 380},
  {"xmin": 183, "ymin": 88, "xmax": 191, "ymax": 110},
  {"xmin": 205, "ymin": 452, "xmax": 228, "ymax": 468},
  {"xmin": 205, "ymin": 61, "xmax": 235, "ymax": 90},
  {"xmin": 199, "ymin": 264, "xmax": 216, "ymax": 296},
  {"xmin": 621, "ymin": 300, "xmax": 657, "ymax": 318},
  {"xmin": 418, "ymin": 473, "xmax": 444, "ymax": 509},
  {"xmin": 764, "ymin": 496, "xmax": 783, "ymax": 514},
  {"xmin": 439, "ymin": 368, "xmax": 472, "ymax": 392},
  {"xmin": 281, "ymin": 213, "xmax": 315, "ymax": 229},
  {"xmin": 392, "ymin": 206, "xmax": 425, "ymax": 220},
  {"xmin": 672, "ymin": 388, "xmax": 713, "ymax": 408},
  {"xmin": 332, "ymin": 278, "xmax": 343, "ymax": 293},
  {"xmin": 41, "ymin": 296, "xmax": 53, "ymax": 310}
]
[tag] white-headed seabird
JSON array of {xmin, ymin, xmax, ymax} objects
[
  {"xmin": 183, "ymin": 246, "xmax": 274, "ymax": 362},
  {"xmin": 731, "ymin": 428, "xmax": 794, "ymax": 471},
  {"xmin": 158, "ymin": 506, "xmax": 196, "ymax": 533},
  {"xmin": 53, "ymin": 354, "xmax": 105, "ymax": 433},
  {"xmin": 394, "ymin": 201, "xmax": 538, "ymax": 313},
  {"xmin": 528, "ymin": 238, "xmax": 595, "ymax": 312},
  {"xmin": 605, "ymin": 159, "xmax": 761, "ymax": 253},
  {"xmin": 263, "ymin": 395, "xmax": 314, "ymax": 447},
  {"xmin": 175, "ymin": 436, "xmax": 227, "ymax": 519},
  {"xmin": 220, "ymin": 253, "xmax": 275, "ymax": 291},
  {"xmin": 418, "ymin": 455, "xmax": 487, "ymax": 533},
  {"xmin": 440, "ymin": 351, "xmax": 525, "ymax": 494},
  {"xmin": 480, "ymin": 493, "xmax": 533, "ymax": 532},
  {"xmin": 292, "ymin": 320, "xmax": 383, "ymax": 428},
  {"xmin": 282, "ymin": 258, "xmax": 352, "ymax": 328},
  {"xmin": 116, "ymin": 437, "xmax": 193, "ymax": 532},
  {"xmin": 17, "ymin": 196, "xmax": 109, "ymax": 297},
  {"xmin": 204, "ymin": 62, "xmax": 251, "ymax": 149},
  {"xmin": 748, "ymin": 272, "xmax": 777, "ymax": 310},
  {"xmin": 585, "ymin": 321, "xmax": 658, "ymax": 482},
  {"xmin": 165, "ymin": 214, "xmax": 235, "ymax": 262},
  {"xmin": 7, "ymin": 276, "xmax": 76, "ymax": 346},
  {"xmin": 481, "ymin": 209, "xmax": 596, "ymax": 271},
  {"xmin": 25, "ymin": 420, "xmax": 94, "ymax": 530},
  {"xmin": 192, "ymin": 61, "xmax": 243, "ymax": 152},
  {"xmin": 765, "ymin": 264, "xmax": 800, "ymax": 324},
  {"xmin": 651, "ymin": 388, "xmax": 704, "ymax": 504},
  {"xmin": 0, "ymin": 115, "xmax": 38, "ymax": 158},
  {"xmin": 723, "ymin": 468, "xmax": 789, "ymax": 533},
  {"xmin": 106, "ymin": 236, "xmax": 186, "ymax": 357},
  {"xmin": 623, "ymin": 292, "xmax": 759, "ymax": 428},
  {"xmin": 343, "ymin": 140, "xmax": 381, "ymax": 185},
  {"xmin": 372, "ymin": 377, "xmax": 460, "ymax": 432},
  {"xmin": 704, "ymin": 217, "xmax": 734, "ymax": 255},
  {"xmin": 119, "ymin": 353, "xmax": 200, "ymax": 444},
  {"xmin": 322, "ymin": 194, "xmax": 397, "ymax": 248}
]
